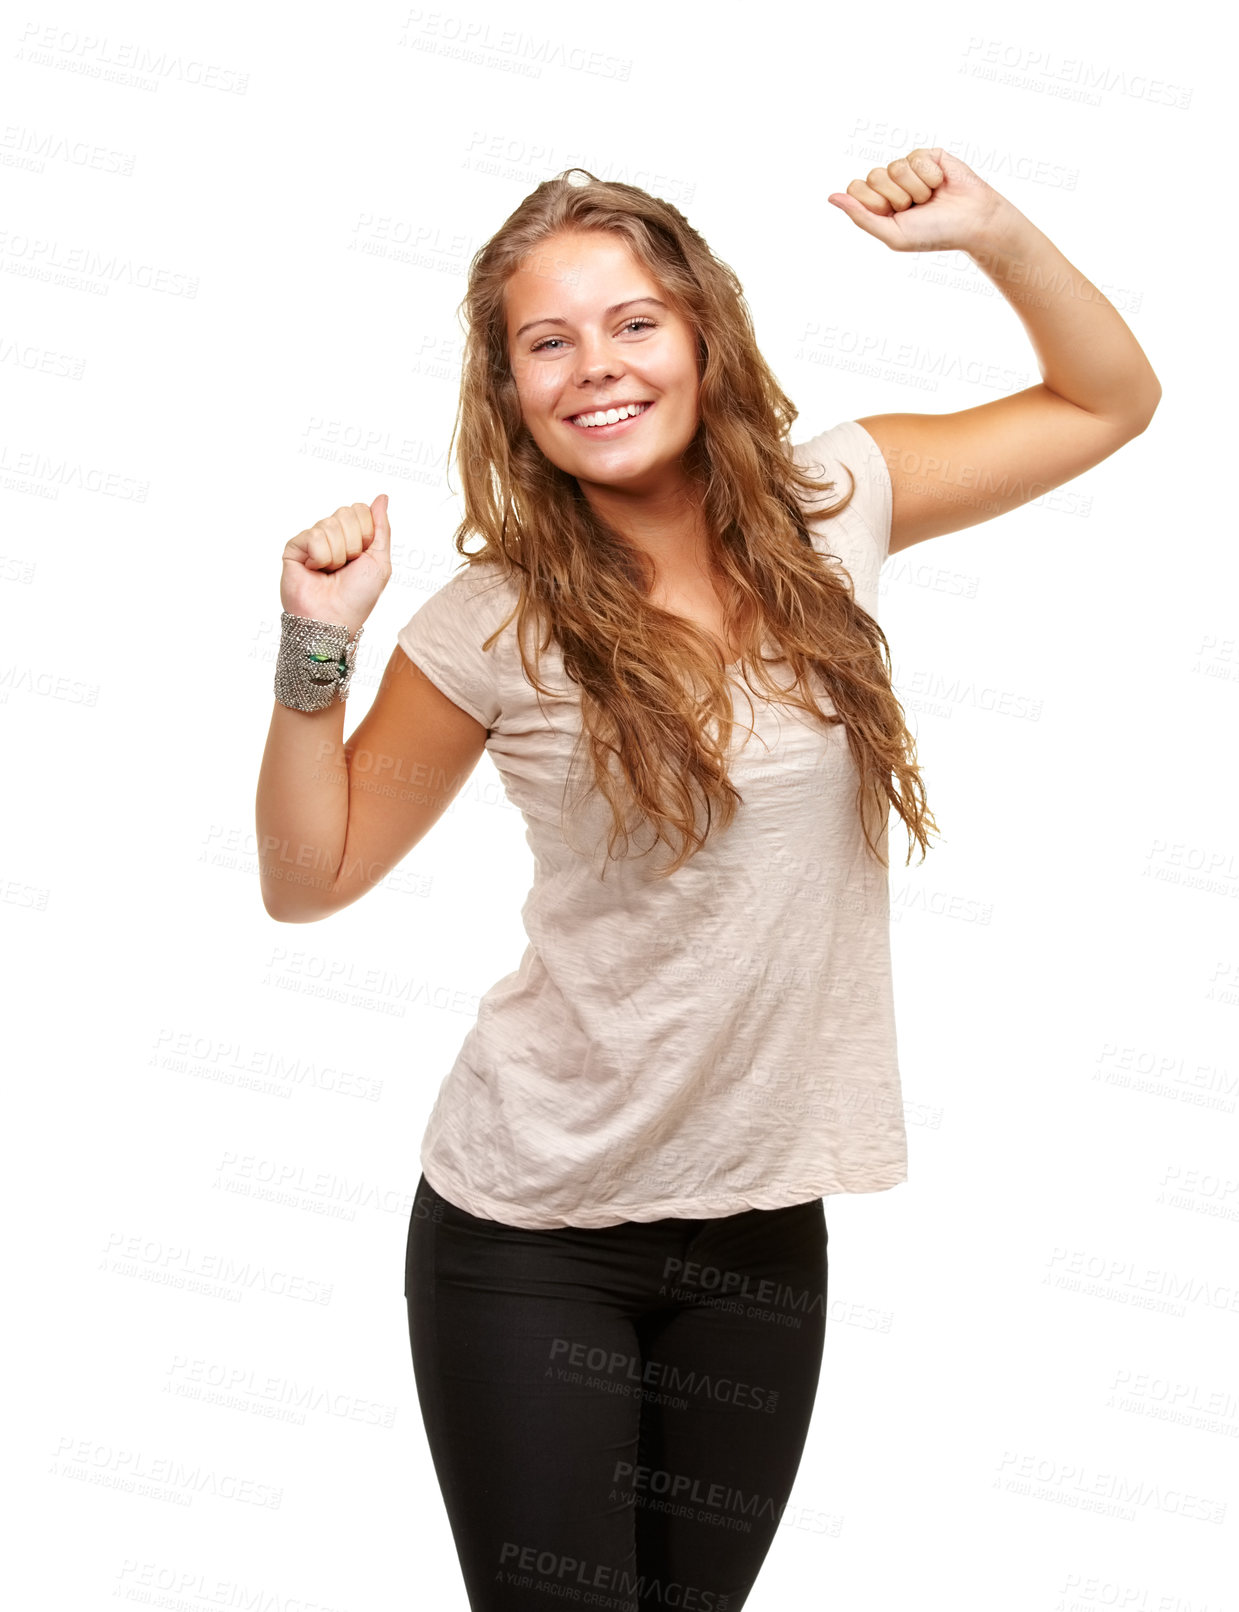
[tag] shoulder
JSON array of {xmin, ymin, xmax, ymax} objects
[
  {"xmin": 398, "ymin": 558, "xmax": 517, "ymax": 640},
  {"xmin": 788, "ymin": 419, "xmax": 893, "ymax": 570},
  {"xmin": 411, "ymin": 555, "xmax": 515, "ymax": 610},
  {"xmin": 394, "ymin": 558, "xmax": 518, "ymax": 732}
]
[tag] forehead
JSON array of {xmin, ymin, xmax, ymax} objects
[{"xmin": 504, "ymin": 232, "xmax": 660, "ymax": 331}]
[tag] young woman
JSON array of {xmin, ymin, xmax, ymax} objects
[{"xmin": 256, "ymin": 150, "xmax": 1160, "ymax": 1610}]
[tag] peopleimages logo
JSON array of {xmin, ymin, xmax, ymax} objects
[
  {"xmin": 398, "ymin": 11, "xmax": 633, "ymax": 82},
  {"xmin": 497, "ymin": 1542, "xmax": 727, "ymax": 1610},
  {"xmin": 547, "ymin": 1337, "xmax": 780, "ymax": 1414},
  {"xmin": 958, "ymin": 37, "xmax": 1192, "ymax": 109}
]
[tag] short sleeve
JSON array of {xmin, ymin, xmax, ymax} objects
[
  {"xmin": 791, "ymin": 419, "xmax": 893, "ymax": 564},
  {"xmin": 395, "ymin": 564, "xmax": 510, "ymax": 731}
]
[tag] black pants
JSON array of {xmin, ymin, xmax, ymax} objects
[{"xmin": 405, "ymin": 1172, "xmax": 829, "ymax": 1612}]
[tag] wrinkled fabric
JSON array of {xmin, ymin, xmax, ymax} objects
[{"xmin": 396, "ymin": 420, "xmax": 907, "ymax": 1229}]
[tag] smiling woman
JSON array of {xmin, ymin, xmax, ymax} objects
[
  {"xmin": 504, "ymin": 239, "xmax": 709, "ymax": 549},
  {"xmin": 367, "ymin": 172, "xmax": 945, "ymax": 1608},
  {"xmin": 253, "ymin": 153, "xmax": 1161, "ymax": 1612},
  {"xmin": 446, "ymin": 185, "xmax": 936, "ymax": 883}
]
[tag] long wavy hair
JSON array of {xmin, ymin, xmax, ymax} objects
[{"xmin": 444, "ymin": 168, "xmax": 941, "ymax": 879}]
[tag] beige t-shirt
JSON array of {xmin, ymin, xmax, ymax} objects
[{"xmin": 396, "ymin": 419, "xmax": 905, "ymax": 1229}]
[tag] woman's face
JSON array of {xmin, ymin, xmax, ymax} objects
[{"xmin": 504, "ymin": 230, "xmax": 702, "ymax": 498}]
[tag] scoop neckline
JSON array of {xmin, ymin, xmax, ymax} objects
[{"xmin": 713, "ymin": 626, "xmax": 769, "ymax": 674}]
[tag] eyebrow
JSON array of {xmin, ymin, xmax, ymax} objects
[{"xmin": 513, "ymin": 297, "xmax": 668, "ymax": 342}]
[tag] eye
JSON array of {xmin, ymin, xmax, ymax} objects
[{"xmin": 530, "ymin": 317, "xmax": 657, "ymax": 353}]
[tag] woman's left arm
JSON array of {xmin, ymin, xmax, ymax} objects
[{"xmin": 827, "ymin": 147, "xmax": 1163, "ymax": 556}]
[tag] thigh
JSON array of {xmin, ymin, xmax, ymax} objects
[
  {"xmin": 405, "ymin": 1176, "xmax": 648, "ymax": 1612},
  {"xmin": 628, "ymin": 1197, "xmax": 829, "ymax": 1609}
]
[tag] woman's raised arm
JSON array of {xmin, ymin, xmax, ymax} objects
[
  {"xmin": 828, "ymin": 147, "xmax": 1162, "ymax": 554},
  {"xmin": 254, "ymin": 495, "xmax": 487, "ymax": 922}
]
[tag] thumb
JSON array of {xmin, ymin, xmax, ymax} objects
[
  {"xmin": 827, "ymin": 192, "xmax": 900, "ymax": 246},
  {"xmin": 369, "ymin": 492, "xmax": 391, "ymax": 557}
]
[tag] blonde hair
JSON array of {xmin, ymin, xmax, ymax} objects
[{"xmin": 445, "ymin": 169, "xmax": 941, "ymax": 878}]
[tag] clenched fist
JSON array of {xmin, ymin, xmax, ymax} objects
[
  {"xmin": 280, "ymin": 493, "xmax": 392, "ymax": 635},
  {"xmin": 828, "ymin": 147, "xmax": 1017, "ymax": 254}
]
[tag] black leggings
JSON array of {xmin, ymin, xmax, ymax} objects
[{"xmin": 405, "ymin": 1172, "xmax": 829, "ymax": 1612}]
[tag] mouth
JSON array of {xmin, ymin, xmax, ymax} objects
[{"xmin": 563, "ymin": 400, "xmax": 655, "ymax": 438}]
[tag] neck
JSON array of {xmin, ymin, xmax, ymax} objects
[{"xmin": 577, "ymin": 467, "xmax": 716, "ymax": 588}]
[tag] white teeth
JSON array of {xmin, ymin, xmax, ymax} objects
[{"xmin": 571, "ymin": 402, "xmax": 648, "ymax": 428}]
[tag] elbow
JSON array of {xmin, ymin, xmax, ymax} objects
[
  {"xmin": 260, "ymin": 895, "xmax": 301, "ymax": 924},
  {"xmin": 259, "ymin": 884, "xmax": 335, "ymax": 924},
  {"xmin": 1128, "ymin": 377, "xmax": 1163, "ymax": 436}
]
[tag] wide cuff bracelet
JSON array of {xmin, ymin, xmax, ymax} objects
[{"xmin": 273, "ymin": 611, "xmax": 365, "ymax": 711}]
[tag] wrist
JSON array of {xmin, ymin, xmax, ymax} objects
[
  {"xmin": 965, "ymin": 202, "xmax": 1040, "ymax": 265},
  {"xmin": 274, "ymin": 612, "xmax": 365, "ymax": 711},
  {"xmin": 282, "ymin": 608, "xmax": 367, "ymax": 638},
  {"xmin": 281, "ymin": 603, "xmax": 368, "ymax": 638}
]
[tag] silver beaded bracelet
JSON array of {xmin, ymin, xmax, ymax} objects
[{"xmin": 274, "ymin": 611, "xmax": 365, "ymax": 711}]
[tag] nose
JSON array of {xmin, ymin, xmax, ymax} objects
[{"xmin": 572, "ymin": 331, "xmax": 622, "ymax": 389}]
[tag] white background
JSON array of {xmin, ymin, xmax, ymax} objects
[{"xmin": 3, "ymin": 1, "xmax": 1235, "ymax": 1608}]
